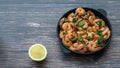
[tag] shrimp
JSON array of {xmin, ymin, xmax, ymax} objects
[
  {"xmin": 87, "ymin": 27, "xmax": 92, "ymax": 32},
  {"xmin": 103, "ymin": 35, "xmax": 108, "ymax": 40},
  {"xmin": 62, "ymin": 23, "xmax": 74, "ymax": 31},
  {"xmin": 92, "ymin": 25, "xmax": 99, "ymax": 32},
  {"xmin": 83, "ymin": 39, "xmax": 89, "ymax": 45},
  {"xmin": 87, "ymin": 41, "xmax": 102, "ymax": 52},
  {"xmin": 67, "ymin": 23, "xmax": 74, "ymax": 30},
  {"xmin": 88, "ymin": 32, "xmax": 99, "ymax": 41},
  {"xmin": 82, "ymin": 34, "xmax": 87, "ymax": 39},
  {"xmin": 83, "ymin": 39, "xmax": 89, "ymax": 43},
  {"xmin": 93, "ymin": 34, "xmax": 99, "ymax": 40},
  {"xmin": 62, "ymin": 35, "xmax": 73, "ymax": 47},
  {"xmin": 87, "ymin": 32, "xmax": 99, "ymax": 41},
  {"xmin": 83, "ymin": 21, "xmax": 88, "ymax": 29},
  {"xmin": 100, "ymin": 27, "xmax": 106, "ymax": 31},
  {"xmin": 67, "ymin": 23, "xmax": 75, "ymax": 33},
  {"xmin": 102, "ymin": 27, "xmax": 109, "ymax": 35},
  {"xmin": 103, "ymin": 30, "xmax": 110, "ymax": 40},
  {"xmin": 87, "ymin": 32, "xmax": 93, "ymax": 38},
  {"xmin": 77, "ymin": 31, "xmax": 85, "ymax": 36},
  {"xmin": 88, "ymin": 16, "xmax": 96, "ymax": 23},
  {"xmin": 107, "ymin": 30, "xmax": 111, "ymax": 39},
  {"xmin": 70, "ymin": 43, "xmax": 87, "ymax": 53},
  {"xmin": 68, "ymin": 13, "xmax": 75, "ymax": 21},
  {"xmin": 75, "ymin": 18, "xmax": 82, "ymax": 26},
  {"xmin": 62, "ymin": 22, "xmax": 69, "ymax": 31},
  {"xmin": 59, "ymin": 31, "xmax": 67, "ymax": 39},
  {"xmin": 88, "ymin": 10, "xmax": 95, "ymax": 16},
  {"xmin": 75, "ymin": 8, "xmax": 85, "ymax": 16},
  {"xmin": 68, "ymin": 32, "xmax": 77, "ymax": 41},
  {"xmin": 60, "ymin": 18, "xmax": 68, "ymax": 28},
  {"xmin": 93, "ymin": 19, "xmax": 105, "ymax": 28},
  {"xmin": 78, "ymin": 27, "xmax": 83, "ymax": 31},
  {"xmin": 101, "ymin": 20, "xmax": 105, "ymax": 27}
]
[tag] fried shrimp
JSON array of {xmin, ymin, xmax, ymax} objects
[
  {"xmin": 59, "ymin": 7, "xmax": 111, "ymax": 53},
  {"xmin": 76, "ymin": 7, "xmax": 85, "ymax": 16},
  {"xmin": 68, "ymin": 32, "xmax": 77, "ymax": 41},
  {"xmin": 70, "ymin": 43, "xmax": 87, "ymax": 53},
  {"xmin": 87, "ymin": 41, "xmax": 102, "ymax": 52},
  {"xmin": 68, "ymin": 13, "xmax": 75, "ymax": 21},
  {"xmin": 62, "ymin": 35, "xmax": 72, "ymax": 47}
]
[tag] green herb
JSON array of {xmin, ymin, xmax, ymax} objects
[
  {"xmin": 62, "ymin": 31, "xmax": 67, "ymax": 35},
  {"xmin": 63, "ymin": 19, "xmax": 66, "ymax": 23},
  {"xmin": 97, "ymin": 21, "xmax": 102, "ymax": 27},
  {"xmin": 78, "ymin": 20, "xmax": 85, "ymax": 27},
  {"xmin": 84, "ymin": 12, "xmax": 87, "ymax": 16},
  {"xmin": 70, "ymin": 35, "xmax": 75, "ymax": 40},
  {"xmin": 83, "ymin": 27, "xmax": 86, "ymax": 30},
  {"xmin": 97, "ymin": 35, "xmax": 103, "ymax": 46},
  {"xmin": 83, "ymin": 24, "xmax": 87, "ymax": 30},
  {"xmin": 90, "ymin": 30, "xmax": 92, "ymax": 32},
  {"xmin": 87, "ymin": 36, "xmax": 92, "ymax": 41},
  {"xmin": 72, "ymin": 18, "xmax": 77, "ymax": 23},
  {"xmin": 96, "ymin": 30, "xmax": 102, "ymax": 36},
  {"xmin": 78, "ymin": 36, "xmax": 83, "ymax": 42}
]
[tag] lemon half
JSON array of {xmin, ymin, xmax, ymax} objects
[{"xmin": 28, "ymin": 44, "xmax": 47, "ymax": 61}]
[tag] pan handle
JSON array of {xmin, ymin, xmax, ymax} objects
[
  {"xmin": 60, "ymin": 44, "xmax": 71, "ymax": 54},
  {"xmin": 97, "ymin": 9, "xmax": 107, "ymax": 17}
]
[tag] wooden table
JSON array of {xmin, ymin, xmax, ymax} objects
[{"xmin": 0, "ymin": 0, "xmax": 120, "ymax": 68}]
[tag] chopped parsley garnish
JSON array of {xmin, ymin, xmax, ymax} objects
[
  {"xmin": 97, "ymin": 35, "xmax": 104, "ymax": 47},
  {"xmin": 97, "ymin": 21, "xmax": 102, "ymax": 27},
  {"xmin": 63, "ymin": 19, "xmax": 66, "ymax": 23},
  {"xmin": 78, "ymin": 36, "xmax": 83, "ymax": 42},
  {"xmin": 96, "ymin": 30, "xmax": 102, "ymax": 36},
  {"xmin": 72, "ymin": 18, "xmax": 78, "ymax": 23},
  {"xmin": 78, "ymin": 20, "xmax": 85, "ymax": 27},
  {"xmin": 87, "ymin": 36, "xmax": 92, "ymax": 41},
  {"xmin": 62, "ymin": 31, "xmax": 67, "ymax": 35},
  {"xmin": 70, "ymin": 35, "xmax": 75, "ymax": 40}
]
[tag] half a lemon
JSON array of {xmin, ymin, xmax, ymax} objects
[{"xmin": 28, "ymin": 44, "xmax": 47, "ymax": 61}]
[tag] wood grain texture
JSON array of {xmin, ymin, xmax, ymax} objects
[{"xmin": 0, "ymin": 0, "xmax": 120, "ymax": 68}]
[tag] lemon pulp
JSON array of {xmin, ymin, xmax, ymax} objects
[
  {"xmin": 29, "ymin": 44, "xmax": 47, "ymax": 61},
  {"xmin": 30, "ymin": 45, "xmax": 45, "ymax": 59}
]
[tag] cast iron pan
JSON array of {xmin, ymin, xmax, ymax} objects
[{"xmin": 57, "ymin": 7, "xmax": 112, "ymax": 55}]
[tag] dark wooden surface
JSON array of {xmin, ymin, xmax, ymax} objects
[{"xmin": 0, "ymin": 0, "xmax": 120, "ymax": 68}]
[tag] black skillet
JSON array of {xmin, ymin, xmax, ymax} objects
[{"xmin": 57, "ymin": 7, "xmax": 112, "ymax": 55}]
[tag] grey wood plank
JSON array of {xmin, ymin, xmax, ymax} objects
[
  {"xmin": 0, "ymin": 0, "xmax": 119, "ymax": 4},
  {"xmin": 0, "ymin": 0, "xmax": 120, "ymax": 68}
]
